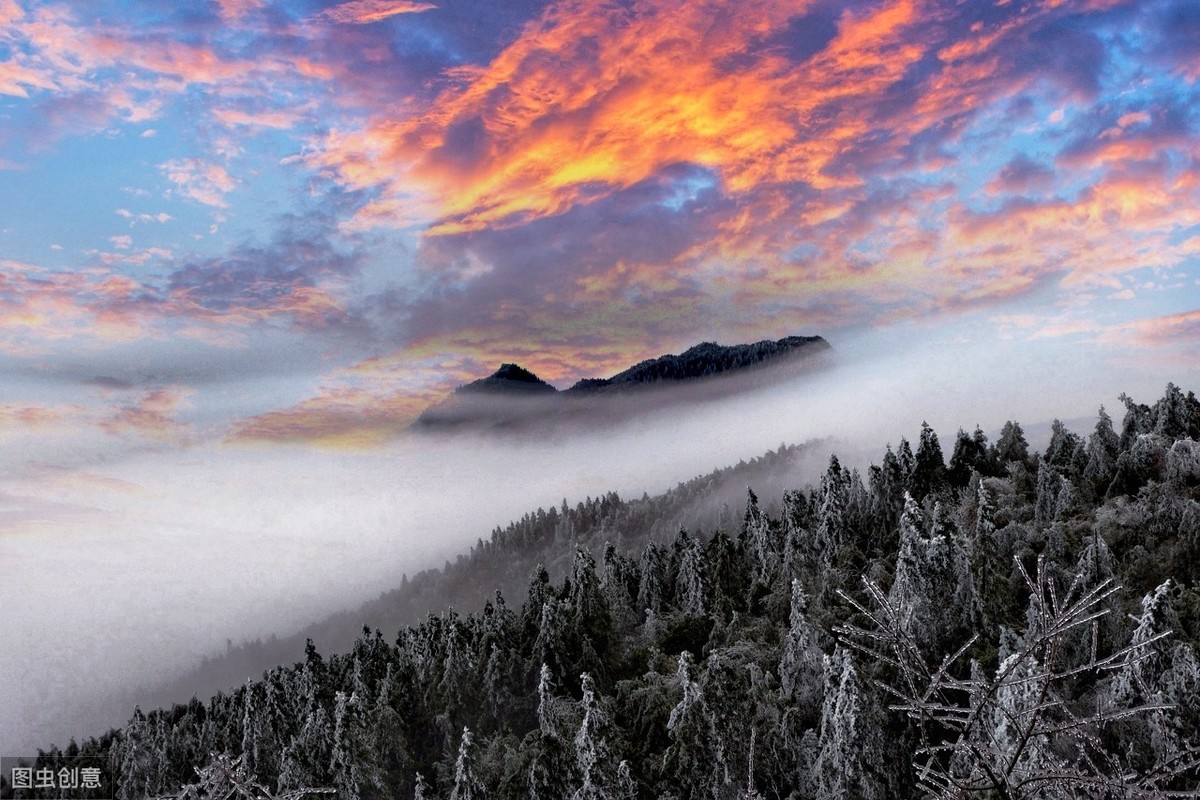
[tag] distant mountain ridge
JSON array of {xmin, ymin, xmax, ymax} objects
[
  {"xmin": 413, "ymin": 334, "xmax": 830, "ymax": 430},
  {"xmin": 566, "ymin": 335, "xmax": 828, "ymax": 392}
]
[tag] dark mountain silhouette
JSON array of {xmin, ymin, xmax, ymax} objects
[
  {"xmin": 413, "ymin": 334, "xmax": 831, "ymax": 431},
  {"xmin": 566, "ymin": 335, "xmax": 829, "ymax": 392},
  {"xmin": 457, "ymin": 363, "xmax": 558, "ymax": 395}
]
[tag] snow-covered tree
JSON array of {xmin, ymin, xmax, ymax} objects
[
  {"xmin": 911, "ymin": 422, "xmax": 948, "ymax": 500},
  {"xmin": 1083, "ymin": 406, "xmax": 1120, "ymax": 496},
  {"xmin": 811, "ymin": 648, "xmax": 889, "ymax": 800},
  {"xmin": 449, "ymin": 727, "xmax": 485, "ymax": 800},
  {"xmin": 995, "ymin": 420, "xmax": 1030, "ymax": 467},
  {"xmin": 665, "ymin": 652, "xmax": 723, "ymax": 799},
  {"xmin": 839, "ymin": 557, "xmax": 1200, "ymax": 798},
  {"xmin": 573, "ymin": 673, "xmax": 617, "ymax": 800},
  {"xmin": 778, "ymin": 580, "xmax": 823, "ymax": 727},
  {"xmin": 674, "ymin": 531, "xmax": 709, "ymax": 617}
]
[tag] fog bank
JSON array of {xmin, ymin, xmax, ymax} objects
[{"xmin": 0, "ymin": 326, "xmax": 1176, "ymax": 753}]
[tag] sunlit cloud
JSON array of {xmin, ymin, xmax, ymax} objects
[
  {"xmin": 320, "ymin": 0, "xmax": 437, "ymax": 25},
  {"xmin": 160, "ymin": 159, "xmax": 237, "ymax": 208}
]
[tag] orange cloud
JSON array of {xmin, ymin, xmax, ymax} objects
[
  {"xmin": 229, "ymin": 387, "xmax": 433, "ymax": 446},
  {"xmin": 320, "ymin": 0, "xmax": 436, "ymax": 24},
  {"xmin": 308, "ymin": 0, "xmax": 948, "ymax": 234}
]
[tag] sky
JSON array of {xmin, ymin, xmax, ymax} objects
[
  {"xmin": 0, "ymin": 0, "xmax": 1198, "ymax": 454},
  {"xmin": 1, "ymin": 0, "xmax": 1200, "ymax": 753}
]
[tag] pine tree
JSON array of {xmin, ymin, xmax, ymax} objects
[
  {"xmin": 1083, "ymin": 406, "xmax": 1120, "ymax": 497},
  {"xmin": 889, "ymin": 494, "xmax": 979, "ymax": 657},
  {"xmin": 636, "ymin": 542, "xmax": 669, "ymax": 614},
  {"xmin": 330, "ymin": 691, "xmax": 376, "ymax": 800},
  {"xmin": 742, "ymin": 488, "xmax": 777, "ymax": 584},
  {"xmin": 811, "ymin": 649, "xmax": 888, "ymax": 800},
  {"xmin": 1044, "ymin": 419, "xmax": 1082, "ymax": 473},
  {"xmin": 994, "ymin": 420, "xmax": 1029, "ymax": 467},
  {"xmin": 449, "ymin": 727, "xmax": 485, "ymax": 800},
  {"xmin": 778, "ymin": 580, "xmax": 823, "ymax": 728},
  {"xmin": 674, "ymin": 531, "xmax": 708, "ymax": 617},
  {"xmin": 948, "ymin": 427, "xmax": 989, "ymax": 488},
  {"xmin": 665, "ymin": 652, "xmax": 722, "ymax": 799},
  {"xmin": 529, "ymin": 664, "xmax": 576, "ymax": 799},
  {"xmin": 116, "ymin": 707, "xmax": 156, "ymax": 800},
  {"xmin": 910, "ymin": 422, "xmax": 948, "ymax": 500},
  {"xmin": 814, "ymin": 455, "xmax": 851, "ymax": 568},
  {"xmin": 572, "ymin": 673, "xmax": 616, "ymax": 800},
  {"xmin": 1153, "ymin": 382, "xmax": 1193, "ymax": 440}
]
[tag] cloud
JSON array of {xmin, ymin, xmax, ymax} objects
[
  {"xmin": 160, "ymin": 159, "xmax": 237, "ymax": 207},
  {"xmin": 986, "ymin": 154, "xmax": 1056, "ymax": 195},
  {"xmin": 320, "ymin": 0, "xmax": 437, "ymax": 24},
  {"xmin": 214, "ymin": 0, "xmax": 265, "ymax": 22},
  {"xmin": 116, "ymin": 208, "xmax": 173, "ymax": 225},
  {"xmin": 1118, "ymin": 308, "xmax": 1200, "ymax": 349},
  {"xmin": 100, "ymin": 386, "xmax": 193, "ymax": 441}
]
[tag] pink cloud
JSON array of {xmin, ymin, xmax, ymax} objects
[
  {"xmin": 320, "ymin": 0, "xmax": 437, "ymax": 25},
  {"xmin": 160, "ymin": 159, "xmax": 237, "ymax": 207}
]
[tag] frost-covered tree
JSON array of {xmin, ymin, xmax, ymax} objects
[
  {"xmin": 573, "ymin": 673, "xmax": 617, "ymax": 800},
  {"xmin": 1044, "ymin": 419, "xmax": 1082, "ymax": 474},
  {"xmin": 674, "ymin": 531, "xmax": 709, "ymax": 617},
  {"xmin": 995, "ymin": 420, "xmax": 1030, "ymax": 467},
  {"xmin": 948, "ymin": 427, "xmax": 990, "ymax": 488},
  {"xmin": 888, "ymin": 494, "xmax": 978, "ymax": 656},
  {"xmin": 839, "ymin": 557, "xmax": 1200, "ymax": 798},
  {"xmin": 529, "ymin": 664, "xmax": 576, "ymax": 799},
  {"xmin": 742, "ymin": 488, "xmax": 777, "ymax": 584},
  {"xmin": 911, "ymin": 422, "xmax": 948, "ymax": 500},
  {"xmin": 449, "ymin": 727, "xmax": 485, "ymax": 800},
  {"xmin": 154, "ymin": 753, "xmax": 335, "ymax": 800},
  {"xmin": 778, "ymin": 580, "xmax": 823, "ymax": 728},
  {"xmin": 814, "ymin": 455, "xmax": 852, "ymax": 570},
  {"xmin": 665, "ymin": 652, "xmax": 723, "ymax": 799},
  {"xmin": 811, "ymin": 648, "xmax": 889, "ymax": 800},
  {"xmin": 637, "ymin": 542, "xmax": 669, "ymax": 614},
  {"xmin": 1083, "ymin": 406, "xmax": 1120, "ymax": 496},
  {"xmin": 330, "ymin": 691, "xmax": 380, "ymax": 800}
]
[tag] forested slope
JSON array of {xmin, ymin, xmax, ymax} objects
[{"xmin": 14, "ymin": 384, "xmax": 1200, "ymax": 799}]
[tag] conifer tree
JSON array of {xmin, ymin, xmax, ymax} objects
[
  {"xmin": 674, "ymin": 531, "xmax": 709, "ymax": 617},
  {"xmin": 1083, "ymin": 405, "xmax": 1120, "ymax": 497},
  {"xmin": 573, "ymin": 672, "xmax": 616, "ymax": 800},
  {"xmin": 1044, "ymin": 419, "xmax": 1082, "ymax": 473},
  {"xmin": 449, "ymin": 727, "xmax": 485, "ymax": 800},
  {"xmin": 812, "ymin": 649, "xmax": 888, "ymax": 800},
  {"xmin": 330, "ymin": 691, "xmax": 376, "ymax": 800},
  {"xmin": 948, "ymin": 427, "xmax": 989, "ymax": 488},
  {"xmin": 994, "ymin": 420, "xmax": 1029, "ymax": 467},
  {"xmin": 778, "ymin": 580, "xmax": 823, "ymax": 727},
  {"xmin": 529, "ymin": 664, "xmax": 576, "ymax": 799},
  {"xmin": 665, "ymin": 652, "xmax": 723, "ymax": 799},
  {"xmin": 742, "ymin": 488, "xmax": 777, "ymax": 584},
  {"xmin": 910, "ymin": 422, "xmax": 948, "ymax": 500},
  {"xmin": 815, "ymin": 455, "xmax": 851, "ymax": 568},
  {"xmin": 637, "ymin": 542, "xmax": 669, "ymax": 614}
]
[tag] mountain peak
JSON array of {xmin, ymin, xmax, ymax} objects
[{"xmin": 455, "ymin": 363, "xmax": 557, "ymax": 395}]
